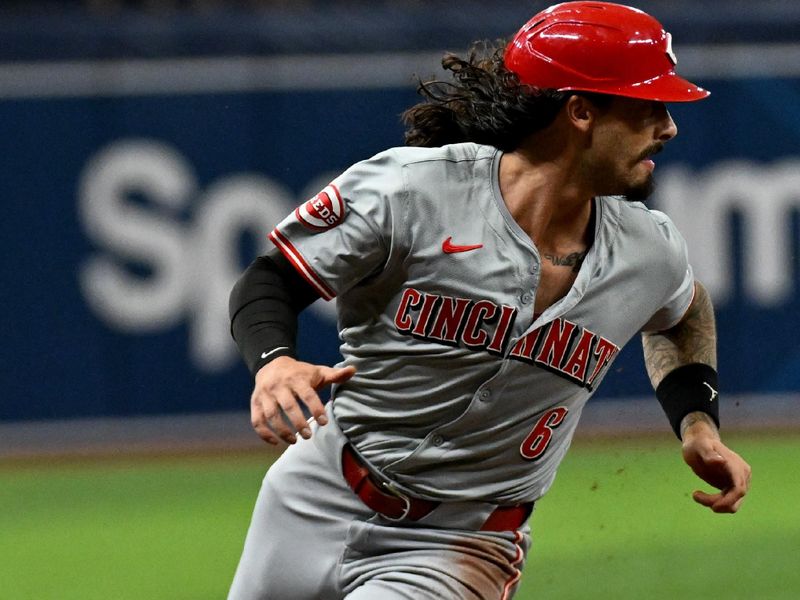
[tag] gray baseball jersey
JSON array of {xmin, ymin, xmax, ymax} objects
[
  {"xmin": 229, "ymin": 142, "xmax": 694, "ymax": 599},
  {"xmin": 268, "ymin": 141, "xmax": 693, "ymax": 505}
]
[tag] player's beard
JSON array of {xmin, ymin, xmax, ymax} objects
[
  {"xmin": 591, "ymin": 157, "xmax": 656, "ymax": 202},
  {"xmin": 622, "ymin": 142, "xmax": 663, "ymax": 202},
  {"xmin": 589, "ymin": 142, "xmax": 661, "ymax": 202},
  {"xmin": 623, "ymin": 172, "xmax": 655, "ymax": 202}
]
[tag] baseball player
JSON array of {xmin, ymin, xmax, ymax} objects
[{"xmin": 227, "ymin": 3, "xmax": 751, "ymax": 599}]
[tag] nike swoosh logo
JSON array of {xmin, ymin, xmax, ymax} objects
[
  {"xmin": 261, "ymin": 346, "xmax": 289, "ymax": 360},
  {"xmin": 442, "ymin": 236, "xmax": 483, "ymax": 254}
]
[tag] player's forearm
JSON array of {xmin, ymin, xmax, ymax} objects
[
  {"xmin": 641, "ymin": 281, "xmax": 717, "ymax": 389},
  {"xmin": 643, "ymin": 281, "xmax": 720, "ymax": 439},
  {"xmin": 679, "ymin": 410, "xmax": 720, "ymax": 440},
  {"xmin": 229, "ymin": 253, "xmax": 319, "ymax": 375}
]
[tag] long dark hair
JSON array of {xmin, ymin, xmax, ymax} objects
[{"xmin": 402, "ymin": 41, "xmax": 572, "ymax": 151}]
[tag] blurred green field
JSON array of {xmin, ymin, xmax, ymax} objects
[{"xmin": 1, "ymin": 431, "xmax": 798, "ymax": 600}]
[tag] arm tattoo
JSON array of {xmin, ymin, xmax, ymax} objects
[
  {"xmin": 543, "ymin": 251, "xmax": 587, "ymax": 273},
  {"xmin": 679, "ymin": 411, "xmax": 720, "ymax": 440},
  {"xmin": 641, "ymin": 281, "xmax": 717, "ymax": 389}
]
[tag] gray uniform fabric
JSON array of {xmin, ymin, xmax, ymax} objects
[
  {"xmin": 233, "ymin": 142, "xmax": 693, "ymax": 598},
  {"xmin": 269, "ymin": 142, "xmax": 692, "ymax": 501},
  {"xmin": 228, "ymin": 403, "xmax": 531, "ymax": 600}
]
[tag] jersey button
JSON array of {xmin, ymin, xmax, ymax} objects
[
  {"xmin": 479, "ymin": 389, "xmax": 491, "ymax": 401},
  {"xmin": 431, "ymin": 434, "xmax": 445, "ymax": 447},
  {"xmin": 521, "ymin": 292, "xmax": 533, "ymax": 304}
]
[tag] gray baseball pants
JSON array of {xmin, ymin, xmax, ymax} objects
[{"xmin": 228, "ymin": 404, "xmax": 532, "ymax": 600}]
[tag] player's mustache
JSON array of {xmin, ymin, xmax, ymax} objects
[{"xmin": 637, "ymin": 143, "xmax": 665, "ymax": 161}]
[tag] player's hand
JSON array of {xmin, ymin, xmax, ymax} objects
[
  {"xmin": 681, "ymin": 420, "xmax": 751, "ymax": 514},
  {"xmin": 250, "ymin": 356, "xmax": 356, "ymax": 446}
]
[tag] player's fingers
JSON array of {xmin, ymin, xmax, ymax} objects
[
  {"xmin": 265, "ymin": 390, "xmax": 299, "ymax": 444},
  {"xmin": 252, "ymin": 422, "xmax": 280, "ymax": 446},
  {"xmin": 250, "ymin": 395, "xmax": 280, "ymax": 446},
  {"xmin": 296, "ymin": 385, "xmax": 328, "ymax": 426},
  {"xmin": 712, "ymin": 475, "xmax": 750, "ymax": 513},
  {"xmin": 276, "ymin": 392, "xmax": 313, "ymax": 441},
  {"xmin": 692, "ymin": 490, "xmax": 721, "ymax": 508},
  {"xmin": 711, "ymin": 490, "xmax": 744, "ymax": 513},
  {"xmin": 317, "ymin": 365, "xmax": 356, "ymax": 387},
  {"xmin": 693, "ymin": 488, "xmax": 745, "ymax": 514},
  {"xmin": 737, "ymin": 455, "xmax": 753, "ymax": 490}
]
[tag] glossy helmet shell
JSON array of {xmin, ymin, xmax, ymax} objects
[{"xmin": 504, "ymin": 1, "xmax": 709, "ymax": 101}]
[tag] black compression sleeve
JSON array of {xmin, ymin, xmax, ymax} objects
[{"xmin": 229, "ymin": 253, "xmax": 320, "ymax": 376}]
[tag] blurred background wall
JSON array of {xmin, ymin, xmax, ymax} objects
[{"xmin": 1, "ymin": 0, "xmax": 798, "ymax": 451}]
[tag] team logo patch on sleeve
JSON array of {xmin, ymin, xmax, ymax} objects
[{"xmin": 295, "ymin": 184, "xmax": 346, "ymax": 231}]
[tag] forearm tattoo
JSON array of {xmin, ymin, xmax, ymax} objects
[
  {"xmin": 642, "ymin": 281, "xmax": 717, "ymax": 389},
  {"xmin": 543, "ymin": 251, "xmax": 587, "ymax": 273},
  {"xmin": 679, "ymin": 411, "xmax": 720, "ymax": 440}
]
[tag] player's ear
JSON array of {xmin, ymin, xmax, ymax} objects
[
  {"xmin": 567, "ymin": 93, "xmax": 616, "ymax": 134},
  {"xmin": 565, "ymin": 94, "xmax": 597, "ymax": 133}
]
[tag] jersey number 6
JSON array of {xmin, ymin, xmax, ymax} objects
[{"xmin": 519, "ymin": 407, "xmax": 569, "ymax": 460}]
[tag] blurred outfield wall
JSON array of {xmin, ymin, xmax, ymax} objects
[{"xmin": 1, "ymin": 7, "xmax": 799, "ymax": 427}]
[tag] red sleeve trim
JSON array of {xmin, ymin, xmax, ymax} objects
[{"xmin": 268, "ymin": 228, "xmax": 336, "ymax": 301}]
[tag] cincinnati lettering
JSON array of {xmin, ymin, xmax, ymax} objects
[
  {"xmin": 507, "ymin": 318, "xmax": 619, "ymax": 390},
  {"xmin": 394, "ymin": 288, "xmax": 517, "ymax": 355},
  {"xmin": 393, "ymin": 287, "xmax": 619, "ymax": 389}
]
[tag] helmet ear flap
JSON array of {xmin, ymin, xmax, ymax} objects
[{"xmin": 504, "ymin": 1, "xmax": 709, "ymax": 102}]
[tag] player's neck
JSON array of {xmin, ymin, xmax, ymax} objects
[{"xmin": 498, "ymin": 149, "xmax": 595, "ymax": 250}]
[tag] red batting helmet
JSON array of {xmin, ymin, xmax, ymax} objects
[{"xmin": 504, "ymin": 1, "xmax": 709, "ymax": 102}]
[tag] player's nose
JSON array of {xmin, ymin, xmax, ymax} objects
[{"xmin": 657, "ymin": 106, "xmax": 678, "ymax": 142}]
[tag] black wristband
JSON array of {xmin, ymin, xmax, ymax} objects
[{"xmin": 655, "ymin": 363, "xmax": 720, "ymax": 440}]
